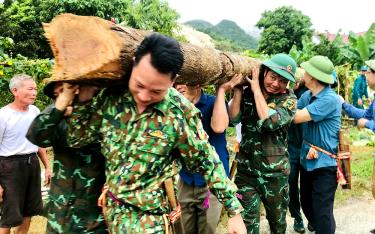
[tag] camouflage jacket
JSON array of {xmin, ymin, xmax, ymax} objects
[
  {"xmin": 65, "ymin": 87, "xmax": 243, "ymax": 217},
  {"xmin": 232, "ymin": 88, "xmax": 297, "ymax": 177},
  {"xmin": 26, "ymin": 105, "xmax": 106, "ymax": 233}
]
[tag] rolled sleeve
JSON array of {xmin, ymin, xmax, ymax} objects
[
  {"xmin": 307, "ymin": 96, "xmax": 339, "ymax": 122},
  {"xmin": 257, "ymin": 97, "xmax": 297, "ymax": 132}
]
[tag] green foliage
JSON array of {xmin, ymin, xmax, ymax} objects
[
  {"xmin": 186, "ymin": 19, "xmax": 258, "ymax": 52},
  {"xmin": 334, "ymin": 145, "xmax": 373, "ymax": 205},
  {"xmin": 312, "ymin": 33, "xmax": 348, "ymax": 65},
  {"xmin": 0, "ymin": 0, "xmax": 179, "ymax": 58},
  {"xmin": 288, "ymin": 37, "xmax": 315, "ymax": 65},
  {"xmin": 211, "ymin": 20, "xmax": 257, "ymax": 49},
  {"xmin": 256, "ymin": 6, "xmax": 313, "ymax": 55},
  {"xmin": 184, "ymin": 19, "xmax": 213, "ymax": 31},
  {"xmin": 0, "ymin": 36, "xmax": 52, "ymax": 109},
  {"xmin": 347, "ymin": 127, "xmax": 375, "ymax": 147},
  {"xmin": 120, "ymin": 0, "xmax": 180, "ymax": 37},
  {"xmin": 341, "ymin": 23, "xmax": 375, "ymax": 69},
  {"xmin": 242, "ymin": 49, "xmax": 268, "ymax": 60}
]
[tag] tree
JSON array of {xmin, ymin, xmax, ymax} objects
[
  {"xmin": 256, "ymin": 6, "xmax": 313, "ymax": 55},
  {"xmin": 312, "ymin": 33, "xmax": 348, "ymax": 66},
  {"xmin": 0, "ymin": 0, "xmax": 179, "ymax": 58},
  {"xmin": 341, "ymin": 22, "xmax": 375, "ymax": 69}
]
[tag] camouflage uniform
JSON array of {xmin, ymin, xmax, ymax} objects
[
  {"xmin": 232, "ymin": 87, "xmax": 297, "ymax": 234},
  {"xmin": 62, "ymin": 87, "xmax": 243, "ymax": 233},
  {"xmin": 26, "ymin": 105, "xmax": 106, "ymax": 233}
]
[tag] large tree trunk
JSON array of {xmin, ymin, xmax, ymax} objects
[{"xmin": 43, "ymin": 14, "xmax": 260, "ymax": 85}]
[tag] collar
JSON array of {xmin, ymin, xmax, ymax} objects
[
  {"xmin": 313, "ymin": 86, "xmax": 331, "ymax": 98},
  {"xmin": 196, "ymin": 90, "xmax": 208, "ymax": 106},
  {"xmin": 121, "ymin": 89, "xmax": 170, "ymax": 116}
]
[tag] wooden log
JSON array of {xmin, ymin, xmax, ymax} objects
[
  {"xmin": 339, "ymin": 130, "xmax": 352, "ymax": 189},
  {"xmin": 43, "ymin": 14, "xmax": 260, "ymax": 85}
]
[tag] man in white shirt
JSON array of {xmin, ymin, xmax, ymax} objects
[{"xmin": 0, "ymin": 74, "xmax": 50, "ymax": 234}]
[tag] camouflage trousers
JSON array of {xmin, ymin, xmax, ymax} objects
[
  {"xmin": 235, "ymin": 167, "xmax": 289, "ymax": 234},
  {"xmin": 104, "ymin": 197, "xmax": 172, "ymax": 234},
  {"xmin": 46, "ymin": 197, "xmax": 107, "ymax": 234}
]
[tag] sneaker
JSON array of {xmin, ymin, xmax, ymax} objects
[
  {"xmin": 293, "ymin": 220, "xmax": 305, "ymax": 233},
  {"xmin": 307, "ymin": 223, "xmax": 315, "ymax": 232}
]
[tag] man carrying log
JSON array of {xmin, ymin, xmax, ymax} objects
[
  {"xmin": 229, "ymin": 54, "xmax": 298, "ymax": 233},
  {"xmin": 44, "ymin": 33, "xmax": 246, "ymax": 233},
  {"xmin": 174, "ymin": 78, "xmax": 239, "ymax": 233},
  {"xmin": 26, "ymin": 81, "xmax": 107, "ymax": 233}
]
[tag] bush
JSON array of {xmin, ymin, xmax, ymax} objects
[{"xmin": 0, "ymin": 36, "xmax": 53, "ymax": 109}]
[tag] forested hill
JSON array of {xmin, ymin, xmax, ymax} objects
[{"xmin": 185, "ymin": 19, "xmax": 258, "ymax": 51}]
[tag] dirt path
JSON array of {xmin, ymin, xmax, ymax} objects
[{"xmin": 217, "ymin": 193, "xmax": 375, "ymax": 234}]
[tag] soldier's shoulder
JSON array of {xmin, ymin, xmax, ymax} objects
[{"xmin": 167, "ymin": 88, "xmax": 200, "ymax": 118}]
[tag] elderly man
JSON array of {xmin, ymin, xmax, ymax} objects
[{"xmin": 0, "ymin": 74, "xmax": 50, "ymax": 234}]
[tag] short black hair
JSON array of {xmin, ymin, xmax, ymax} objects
[{"xmin": 134, "ymin": 33, "xmax": 184, "ymax": 79}]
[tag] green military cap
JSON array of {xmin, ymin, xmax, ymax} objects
[
  {"xmin": 42, "ymin": 79, "xmax": 59, "ymax": 99},
  {"xmin": 262, "ymin": 53, "xmax": 297, "ymax": 83},
  {"xmin": 301, "ymin": 56, "xmax": 334, "ymax": 84},
  {"xmin": 365, "ymin": 59, "xmax": 375, "ymax": 71}
]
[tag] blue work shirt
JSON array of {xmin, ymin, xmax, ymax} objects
[
  {"xmin": 179, "ymin": 91, "xmax": 230, "ymax": 186},
  {"xmin": 298, "ymin": 86, "xmax": 341, "ymax": 171},
  {"xmin": 288, "ymin": 87, "xmax": 308, "ymax": 162},
  {"xmin": 352, "ymin": 74, "xmax": 368, "ymax": 108},
  {"xmin": 343, "ymin": 94, "xmax": 375, "ymax": 132}
]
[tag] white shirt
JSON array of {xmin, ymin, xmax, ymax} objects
[
  {"xmin": 0, "ymin": 104, "xmax": 40, "ymax": 156},
  {"xmin": 235, "ymin": 122, "xmax": 242, "ymax": 143}
]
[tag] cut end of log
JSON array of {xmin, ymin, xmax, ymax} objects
[{"xmin": 43, "ymin": 14, "xmax": 125, "ymax": 82}]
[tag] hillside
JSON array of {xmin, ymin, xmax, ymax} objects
[
  {"xmin": 174, "ymin": 24, "xmax": 215, "ymax": 48},
  {"xmin": 185, "ymin": 19, "xmax": 258, "ymax": 52}
]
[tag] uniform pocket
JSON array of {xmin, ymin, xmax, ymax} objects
[{"xmin": 137, "ymin": 138, "xmax": 171, "ymax": 156}]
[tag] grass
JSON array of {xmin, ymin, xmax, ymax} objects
[{"xmin": 334, "ymin": 145, "xmax": 374, "ymax": 206}]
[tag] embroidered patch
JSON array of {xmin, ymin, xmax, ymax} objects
[
  {"xmin": 148, "ymin": 130, "xmax": 167, "ymax": 139},
  {"xmin": 282, "ymin": 99, "xmax": 296, "ymax": 110},
  {"xmin": 267, "ymin": 103, "xmax": 276, "ymax": 109}
]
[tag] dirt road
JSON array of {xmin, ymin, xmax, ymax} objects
[{"xmin": 218, "ymin": 193, "xmax": 375, "ymax": 234}]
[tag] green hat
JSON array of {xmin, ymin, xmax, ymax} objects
[
  {"xmin": 43, "ymin": 79, "xmax": 58, "ymax": 99},
  {"xmin": 262, "ymin": 53, "xmax": 297, "ymax": 83},
  {"xmin": 365, "ymin": 60, "xmax": 375, "ymax": 71},
  {"xmin": 301, "ymin": 56, "xmax": 334, "ymax": 84}
]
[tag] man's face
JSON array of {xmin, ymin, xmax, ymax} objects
[
  {"xmin": 175, "ymin": 84, "xmax": 187, "ymax": 95},
  {"xmin": 52, "ymin": 82, "xmax": 63, "ymax": 97},
  {"xmin": 12, "ymin": 80, "xmax": 37, "ymax": 105},
  {"xmin": 128, "ymin": 54, "xmax": 174, "ymax": 111},
  {"xmin": 366, "ymin": 69, "xmax": 375, "ymax": 90},
  {"xmin": 263, "ymin": 70, "xmax": 288, "ymax": 94}
]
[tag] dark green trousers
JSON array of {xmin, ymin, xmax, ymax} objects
[{"xmin": 235, "ymin": 167, "xmax": 289, "ymax": 234}]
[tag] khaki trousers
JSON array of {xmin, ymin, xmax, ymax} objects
[{"xmin": 175, "ymin": 179, "xmax": 222, "ymax": 234}]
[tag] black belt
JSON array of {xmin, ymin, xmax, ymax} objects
[{"xmin": 107, "ymin": 190, "xmax": 164, "ymax": 216}]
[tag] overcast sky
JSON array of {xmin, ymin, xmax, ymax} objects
[{"xmin": 166, "ymin": 0, "xmax": 373, "ymax": 34}]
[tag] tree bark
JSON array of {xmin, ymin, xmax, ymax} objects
[{"xmin": 43, "ymin": 14, "xmax": 260, "ymax": 86}]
